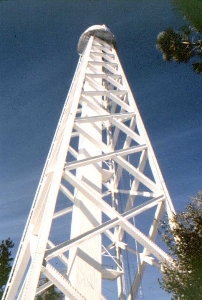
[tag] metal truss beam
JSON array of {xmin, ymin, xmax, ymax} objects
[{"xmin": 3, "ymin": 25, "xmax": 175, "ymax": 300}]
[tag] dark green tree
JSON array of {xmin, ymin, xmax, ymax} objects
[
  {"xmin": 156, "ymin": 26, "xmax": 202, "ymax": 74},
  {"xmin": 156, "ymin": 0, "xmax": 202, "ymax": 74},
  {"xmin": 0, "ymin": 238, "xmax": 14, "ymax": 298},
  {"xmin": 35, "ymin": 278, "xmax": 64, "ymax": 300},
  {"xmin": 172, "ymin": 0, "xmax": 202, "ymax": 32},
  {"xmin": 159, "ymin": 192, "xmax": 202, "ymax": 300}
]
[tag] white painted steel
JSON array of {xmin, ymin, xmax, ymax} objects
[{"xmin": 3, "ymin": 25, "xmax": 176, "ymax": 300}]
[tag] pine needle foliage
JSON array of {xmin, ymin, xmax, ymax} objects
[
  {"xmin": 159, "ymin": 192, "xmax": 202, "ymax": 300},
  {"xmin": 35, "ymin": 278, "xmax": 64, "ymax": 300},
  {"xmin": 172, "ymin": 0, "xmax": 202, "ymax": 33},
  {"xmin": 156, "ymin": 26, "xmax": 202, "ymax": 74},
  {"xmin": 0, "ymin": 238, "xmax": 14, "ymax": 298}
]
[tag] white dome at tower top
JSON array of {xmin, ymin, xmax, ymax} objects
[{"xmin": 78, "ymin": 24, "xmax": 116, "ymax": 54}]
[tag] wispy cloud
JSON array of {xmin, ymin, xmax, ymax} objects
[{"xmin": 154, "ymin": 126, "xmax": 202, "ymax": 146}]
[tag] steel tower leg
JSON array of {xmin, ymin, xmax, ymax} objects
[{"xmin": 3, "ymin": 25, "xmax": 175, "ymax": 300}]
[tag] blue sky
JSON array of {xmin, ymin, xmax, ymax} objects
[{"xmin": 0, "ymin": 0, "xmax": 202, "ymax": 299}]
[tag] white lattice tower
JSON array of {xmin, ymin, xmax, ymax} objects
[{"xmin": 3, "ymin": 25, "xmax": 176, "ymax": 300}]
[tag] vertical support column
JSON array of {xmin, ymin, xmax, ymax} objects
[{"xmin": 68, "ymin": 42, "xmax": 102, "ymax": 300}]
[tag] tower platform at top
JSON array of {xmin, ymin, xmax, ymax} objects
[{"xmin": 78, "ymin": 24, "xmax": 117, "ymax": 54}]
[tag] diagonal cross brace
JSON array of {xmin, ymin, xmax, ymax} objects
[{"xmin": 45, "ymin": 171, "xmax": 172, "ymax": 265}]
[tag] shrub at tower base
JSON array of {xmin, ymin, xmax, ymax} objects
[{"xmin": 159, "ymin": 192, "xmax": 202, "ymax": 300}]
